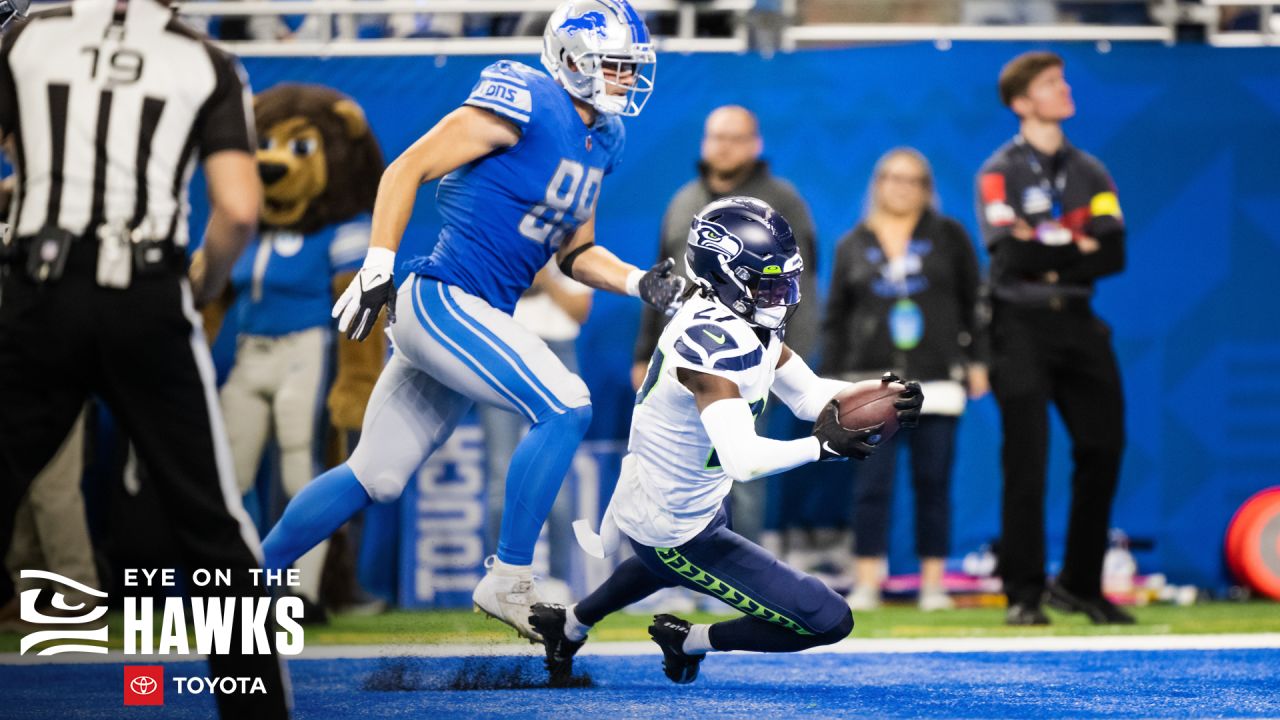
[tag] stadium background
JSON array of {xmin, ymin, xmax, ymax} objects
[{"xmin": 183, "ymin": 41, "xmax": 1280, "ymax": 594}]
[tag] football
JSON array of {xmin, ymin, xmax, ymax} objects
[{"xmin": 832, "ymin": 377, "xmax": 909, "ymax": 444}]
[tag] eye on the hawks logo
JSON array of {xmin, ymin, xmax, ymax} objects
[
  {"xmin": 558, "ymin": 10, "xmax": 609, "ymax": 39},
  {"xmin": 125, "ymin": 665, "xmax": 165, "ymax": 706},
  {"xmin": 18, "ymin": 570, "xmax": 109, "ymax": 656},
  {"xmin": 690, "ymin": 218, "xmax": 743, "ymax": 261}
]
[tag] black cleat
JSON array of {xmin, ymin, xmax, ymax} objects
[
  {"xmin": 1046, "ymin": 581, "xmax": 1136, "ymax": 625},
  {"xmin": 648, "ymin": 614, "xmax": 705, "ymax": 685},
  {"xmin": 529, "ymin": 603, "xmax": 586, "ymax": 686},
  {"xmin": 1005, "ymin": 601, "xmax": 1050, "ymax": 626}
]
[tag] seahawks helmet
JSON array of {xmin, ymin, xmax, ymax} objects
[
  {"xmin": 541, "ymin": 0, "xmax": 656, "ymax": 117},
  {"xmin": 685, "ymin": 197, "xmax": 803, "ymax": 330},
  {"xmin": 0, "ymin": 0, "xmax": 29, "ymax": 31}
]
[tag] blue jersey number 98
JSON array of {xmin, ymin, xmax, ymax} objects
[{"xmin": 519, "ymin": 158, "xmax": 603, "ymax": 249}]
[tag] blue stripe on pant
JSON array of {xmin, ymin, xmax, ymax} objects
[
  {"xmin": 578, "ymin": 502, "xmax": 853, "ymax": 653},
  {"xmin": 413, "ymin": 277, "xmax": 567, "ymax": 421},
  {"xmin": 413, "ymin": 277, "xmax": 590, "ymax": 565},
  {"xmin": 435, "ymin": 283, "xmax": 569, "ymax": 416}
]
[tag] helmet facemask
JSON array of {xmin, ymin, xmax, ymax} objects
[
  {"xmin": 735, "ymin": 263, "xmax": 802, "ymax": 330},
  {"xmin": 552, "ymin": 47, "xmax": 655, "ymax": 117},
  {"xmin": 700, "ymin": 256, "xmax": 802, "ymax": 331}
]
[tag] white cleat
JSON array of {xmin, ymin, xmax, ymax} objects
[
  {"xmin": 846, "ymin": 585, "xmax": 882, "ymax": 612},
  {"xmin": 918, "ymin": 588, "xmax": 956, "ymax": 612},
  {"xmin": 472, "ymin": 557, "xmax": 543, "ymax": 642}
]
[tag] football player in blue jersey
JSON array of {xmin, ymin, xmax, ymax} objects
[
  {"xmin": 529, "ymin": 197, "xmax": 923, "ymax": 685},
  {"xmin": 259, "ymin": 0, "xmax": 685, "ymax": 640}
]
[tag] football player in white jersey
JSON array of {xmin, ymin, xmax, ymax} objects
[{"xmin": 529, "ymin": 197, "xmax": 924, "ymax": 684}]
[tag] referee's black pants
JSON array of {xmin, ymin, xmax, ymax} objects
[
  {"xmin": 990, "ymin": 300, "xmax": 1125, "ymax": 607},
  {"xmin": 0, "ymin": 245, "xmax": 290, "ymax": 718}
]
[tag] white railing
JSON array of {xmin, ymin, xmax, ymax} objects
[
  {"xmin": 118, "ymin": 0, "xmax": 1273, "ymax": 54},
  {"xmin": 174, "ymin": 0, "xmax": 757, "ymax": 56},
  {"xmin": 781, "ymin": 23, "xmax": 1173, "ymax": 50}
]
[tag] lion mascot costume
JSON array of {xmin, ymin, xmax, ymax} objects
[{"xmin": 207, "ymin": 84, "xmax": 385, "ymax": 620}]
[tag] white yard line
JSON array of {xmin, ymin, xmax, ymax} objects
[{"xmin": 5, "ymin": 633, "xmax": 1280, "ymax": 665}]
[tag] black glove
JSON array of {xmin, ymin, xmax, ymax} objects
[
  {"xmin": 882, "ymin": 372, "xmax": 923, "ymax": 429},
  {"xmin": 637, "ymin": 257, "xmax": 686, "ymax": 317},
  {"xmin": 813, "ymin": 400, "xmax": 884, "ymax": 461}
]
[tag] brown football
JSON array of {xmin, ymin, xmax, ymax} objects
[{"xmin": 833, "ymin": 378, "xmax": 907, "ymax": 444}]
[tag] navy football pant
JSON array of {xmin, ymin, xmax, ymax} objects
[{"xmin": 576, "ymin": 503, "xmax": 853, "ymax": 652}]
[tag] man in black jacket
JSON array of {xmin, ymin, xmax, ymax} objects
[{"xmin": 976, "ymin": 51, "xmax": 1134, "ymax": 626}]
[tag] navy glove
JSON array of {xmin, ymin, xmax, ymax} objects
[
  {"xmin": 637, "ymin": 258, "xmax": 686, "ymax": 317},
  {"xmin": 882, "ymin": 372, "xmax": 924, "ymax": 428},
  {"xmin": 813, "ymin": 400, "xmax": 884, "ymax": 461}
]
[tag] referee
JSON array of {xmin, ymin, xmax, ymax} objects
[
  {"xmin": 976, "ymin": 51, "xmax": 1133, "ymax": 627},
  {"xmin": 0, "ymin": 1, "xmax": 290, "ymax": 716}
]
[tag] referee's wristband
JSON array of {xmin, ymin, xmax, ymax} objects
[{"xmin": 625, "ymin": 269, "xmax": 644, "ymax": 298}]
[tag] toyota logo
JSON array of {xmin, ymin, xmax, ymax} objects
[{"xmin": 130, "ymin": 676, "xmax": 158, "ymax": 695}]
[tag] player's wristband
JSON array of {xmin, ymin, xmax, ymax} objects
[
  {"xmin": 362, "ymin": 246, "xmax": 396, "ymax": 275},
  {"xmin": 625, "ymin": 269, "xmax": 644, "ymax": 298}
]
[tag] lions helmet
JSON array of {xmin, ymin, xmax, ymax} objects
[
  {"xmin": 541, "ymin": 0, "xmax": 656, "ymax": 117},
  {"xmin": 685, "ymin": 197, "xmax": 803, "ymax": 330}
]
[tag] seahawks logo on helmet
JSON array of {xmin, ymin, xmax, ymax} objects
[{"xmin": 690, "ymin": 219, "xmax": 744, "ymax": 262}]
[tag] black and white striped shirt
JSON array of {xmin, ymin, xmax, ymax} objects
[{"xmin": 0, "ymin": 0, "xmax": 253, "ymax": 247}]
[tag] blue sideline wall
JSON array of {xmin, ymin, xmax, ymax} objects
[{"xmin": 195, "ymin": 44, "xmax": 1280, "ymax": 591}]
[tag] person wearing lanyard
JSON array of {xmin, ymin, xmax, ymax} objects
[
  {"xmin": 825, "ymin": 148, "xmax": 987, "ymax": 612},
  {"xmin": 976, "ymin": 51, "xmax": 1132, "ymax": 626}
]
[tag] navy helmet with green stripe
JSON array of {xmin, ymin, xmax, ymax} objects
[{"xmin": 685, "ymin": 196, "xmax": 803, "ymax": 330}]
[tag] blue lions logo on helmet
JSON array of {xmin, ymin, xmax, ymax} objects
[
  {"xmin": 559, "ymin": 11, "xmax": 609, "ymax": 39},
  {"xmin": 690, "ymin": 219, "xmax": 744, "ymax": 261}
]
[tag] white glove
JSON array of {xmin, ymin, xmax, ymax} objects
[{"xmin": 332, "ymin": 247, "xmax": 396, "ymax": 341}]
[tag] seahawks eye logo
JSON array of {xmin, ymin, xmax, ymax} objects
[{"xmin": 691, "ymin": 219, "xmax": 743, "ymax": 261}]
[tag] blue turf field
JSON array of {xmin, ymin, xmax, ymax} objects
[{"xmin": 5, "ymin": 649, "xmax": 1279, "ymax": 718}]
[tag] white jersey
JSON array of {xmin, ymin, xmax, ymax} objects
[{"xmin": 611, "ymin": 294, "xmax": 785, "ymax": 547}]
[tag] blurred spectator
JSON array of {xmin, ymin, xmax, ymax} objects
[
  {"xmin": 1058, "ymin": 2, "xmax": 1150, "ymax": 25},
  {"xmin": 386, "ymin": 12, "xmax": 460, "ymax": 39},
  {"xmin": 962, "ymin": 0, "xmax": 1055, "ymax": 25},
  {"xmin": 632, "ymin": 105, "xmax": 818, "ymax": 543},
  {"xmin": 478, "ymin": 261, "xmax": 591, "ymax": 601},
  {"xmin": 803, "ymin": 0, "xmax": 959, "ymax": 24},
  {"xmin": 825, "ymin": 148, "xmax": 986, "ymax": 612},
  {"xmin": 977, "ymin": 52, "xmax": 1131, "ymax": 626}
]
